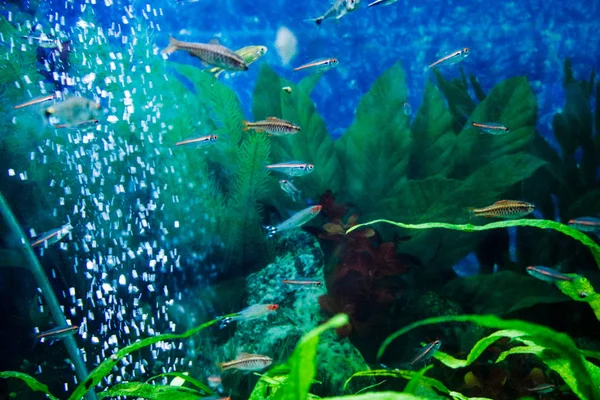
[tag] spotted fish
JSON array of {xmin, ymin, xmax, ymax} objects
[
  {"xmin": 467, "ymin": 200, "xmax": 535, "ymax": 219},
  {"xmin": 243, "ymin": 117, "xmax": 300, "ymax": 136},
  {"xmin": 216, "ymin": 353, "xmax": 272, "ymax": 371}
]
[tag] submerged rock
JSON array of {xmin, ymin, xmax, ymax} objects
[{"xmin": 218, "ymin": 231, "xmax": 371, "ymax": 396}]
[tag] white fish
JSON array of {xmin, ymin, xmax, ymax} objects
[{"xmin": 310, "ymin": 0, "xmax": 361, "ymax": 26}]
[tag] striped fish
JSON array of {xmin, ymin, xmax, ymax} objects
[
  {"xmin": 31, "ymin": 223, "xmax": 72, "ymax": 248},
  {"xmin": 216, "ymin": 353, "xmax": 272, "ymax": 371},
  {"xmin": 264, "ymin": 205, "xmax": 322, "ymax": 237},
  {"xmin": 162, "ymin": 37, "xmax": 248, "ymax": 71},
  {"xmin": 526, "ymin": 266, "xmax": 573, "ymax": 283},
  {"xmin": 266, "ymin": 162, "xmax": 314, "ymax": 177},
  {"xmin": 282, "ymin": 279, "xmax": 323, "ymax": 287},
  {"xmin": 467, "ymin": 200, "xmax": 535, "ymax": 219},
  {"xmin": 410, "ymin": 340, "xmax": 441, "ymax": 367},
  {"xmin": 472, "ymin": 122, "xmax": 510, "ymax": 135},
  {"xmin": 35, "ymin": 325, "xmax": 78, "ymax": 343},
  {"xmin": 428, "ymin": 48, "xmax": 469, "ymax": 69},
  {"xmin": 243, "ymin": 117, "xmax": 301, "ymax": 136},
  {"xmin": 568, "ymin": 216, "xmax": 600, "ymax": 233},
  {"xmin": 294, "ymin": 58, "xmax": 339, "ymax": 73},
  {"xmin": 14, "ymin": 94, "xmax": 56, "ymax": 110}
]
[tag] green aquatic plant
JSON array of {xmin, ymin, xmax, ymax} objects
[{"xmin": 377, "ymin": 314, "xmax": 600, "ymax": 400}]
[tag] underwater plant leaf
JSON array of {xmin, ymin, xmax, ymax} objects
[
  {"xmin": 145, "ymin": 373, "xmax": 212, "ymax": 394},
  {"xmin": 443, "ymin": 271, "xmax": 568, "ymax": 315},
  {"xmin": 68, "ymin": 318, "xmax": 219, "ymax": 400},
  {"xmin": 249, "ymin": 365, "xmax": 290, "ymax": 400},
  {"xmin": 381, "ymin": 153, "xmax": 546, "ymax": 270},
  {"xmin": 404, "ymin": 365, "xmax": 434, "ymax": 393},
  {"xmin": 252, "ymin": 64, "xmax": 340, "ymax": 196},
  {"xmin": 336, "ymin": 63, "xmax": 410, "ymax": 219},
  {"xmin": 283, "ymin": 314, "xmax": 349, "ymax": 400},
  {"xmin": 454, "ymin": 77, "xmax": 537, "ymax": 175},
  {"xmin": 409, "ymin": 82, "xmax": 456, "ymax": 179},
  {"xmin": 0, "ymin": 371, "xmax": 59, "ymax": 400},
  {"xmin": 97, "ymin": 382, "xmax": 202, "ymax": 399},
  {"xmin": 221, "ymin": 132, "xmax": 271, "ymax": 268},
  {"xmin": 346, "ymin": 219, "xmax": 600, "ymax": 269},
  {"xmin": 377, "ymin": 314, "xmax": 600, "ymax": 400},
  {"xmin": 433, "ymin": 330, "xmax": 529, "ymax": 369},
  {"xmin": 344, "ymin": 369, "xmax": 490, "ymax": 400},
  {"xmin": 556, "ymin": 275, "xmax": 600, "ymax": 321},
  {"xmin": 494, "ymin": 343, "xmax": 545, "ymax": 364},
  {"xmin": 320, "ymin": 392, "xmax": 426, "ymax": 400},
  {"xmin": 298, "ymin": 72, "xmax": 325, "ymax": 95},
  {"xmin": 433, "ymin": 69, "xmax": 476, "ymax": 132}
]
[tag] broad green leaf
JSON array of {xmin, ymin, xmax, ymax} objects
[
  {"xmin": 283, "ymin": 314, "xmax": 349, "ymax": 400},
  {"xmin": 0, "ymin": 371, "xmax": 59, "ymax": 400},
  {"xmin": 454, "ymin": 77, "xmax": 537, "ymax": 175},
  {"xmin": 404, "ymin": 365, "xmax": 434, "ymax": 394},
  {"xmin": 409, "ymin": 82, "xmax": 456, "ymax": 179},
  {"xmin": 249, "ymin": 365, "xmax": 290, "ymax": 400},
  {"xmin": 346, "ymin": 218, "xmax": 600, "ymax": 269},
  {"xmin": 68, "ymin": 318, "xmax": 221, "ymax": 400},
  {"xmin": 336, "ymin": 63, "xmax": 411, "ymax": 220},
  {"xmin": 252, "ymin": 64, "xmax": 340, "ymax": 196},
  {"xmin": 97, "ymin": 382, "xmax": 201, "ymax": 400},
  {"xmin": 377, "ymin": 314, "xmax": 600, "ymax": 400},
  {"xmin": 494, "ymin": 344, "xmax": 545, "ymax": 363},
  {"xmin": 298, "ymin": 72, "xmax": 325, "ymax": 95},
  {"xmin": 433, "ymin": 69, "xmax": 476, "ymax": 132}
]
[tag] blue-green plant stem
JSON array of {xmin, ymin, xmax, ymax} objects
[{"xmin": 0, "ymin": 192, "xmax": 95, "ymax": 400}]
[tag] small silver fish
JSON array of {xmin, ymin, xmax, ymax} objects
[
  {"xmin": 264, "ymin": 205, "xmax": 322, "ymax": 237},
  {"xmin": 472, "ymin": 122, "xmax": 510, "ymax": 135},
  {"xmin": 279, "ymin": 179, "xmax": 302, "ymax": 202},
  {"xmin": 428, "ymin": 48, "xmax": 470, "ymax": 69},
  {"xmin": 294, "ymin": 58, "xmax": 339, "ymax": 73},
  {"xmin": 266, "ymin": 162, "xmax": 314, "ymax": 177},
  {"xmin": 410, "ymin": 340, "xmax": 441, "ymax": 367},
  {"xmin": 568, "ymin": 217, "xmax": 600, "ymax": 233},
  {"xmin": 31, "ymin": 223, "xmax": 72, "ymax": 248},
  {"xmin": 526, "ymin": 266, "xmax": 573, "ymax": 283},
  {"xmin": 175, "ymin": 134, "xmax": 218, "ymax": 147},
  {"xmin": 368, "ymin": 0, "xmax": 398, "ymax": 7},
  {"xmin": 35, "ymin": 325, "xmax": 78, "ymax": 343},
  {"xmin": 311, "ymin": 0, "xmax": 360, "ymax": 26}
]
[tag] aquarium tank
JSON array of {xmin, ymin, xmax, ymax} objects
[{"xmin": 1, "ymin": 0, "xmax": 600, "ymax": 398}]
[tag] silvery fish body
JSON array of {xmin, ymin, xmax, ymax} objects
[
  {"xmin": 313, "ymin": 0, "xmax": 360, "ymax": 25},
  {"xmin": 162, "ymin": 37, "xmax": 248, "ymax": 71}
]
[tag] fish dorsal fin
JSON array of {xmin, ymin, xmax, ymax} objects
[
  {"xmin": 267, "ymin": 116, "xmax": 284, "ymax": 122},
  {"xmin": 209, "ymin": 38, "xmax": 222, "ymax": 45},
  {"xmin": 237, "ymin": 352, "xmax": 256, "ymax": 359},
  {"xmin": 493, "ymin": 200, "xmax": 512, "ymax": 205}
]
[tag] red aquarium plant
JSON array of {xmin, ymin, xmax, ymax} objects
[{"xmin": 316, "ymin": 191, "xmax": 409, "ymax": 337}]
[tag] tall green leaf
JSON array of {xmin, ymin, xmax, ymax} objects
[
  {"xmin": 0, "ymin": 371, "xmax": 59, "ymax": 400},
  {"xmin": 97, "ymin": 382, "xmax": 201, "ymax": 400},
  {"xmin": 283, "ymin": 314, "xmax": 350, "ymax": 400},
  {"xmin": 252, "ymin": 64, "xmax": 339, "ymax": 196},
  {"xmin": 409, "ymin": 82, "xmax": 456, "ymax": 179},
  {"xmin": 336, "ymin": 63, "xmax": 411, "ymax": 219}
]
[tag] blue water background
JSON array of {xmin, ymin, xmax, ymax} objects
[{"xmin": 12, "ymin": 0, "xmax": 600, "ymax": 142}]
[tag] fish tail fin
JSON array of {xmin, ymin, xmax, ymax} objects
[
  {"xmin": 465, "ymin": 208, "xmax": 477, "ymax": 222},
  {"xmin": 242, "ymin": 120, "xmax": 251, "ymax": 131},
  {"xmin": 263, "ymin": 225, "xmax": 278, "ymax": 238},
  {"xmin": 216, "ymin": 362, "xmax": 225, "ymax": 371},
  {"xmin": 161, "ymin": 36, "xmax": 178, "ymax": 55}
]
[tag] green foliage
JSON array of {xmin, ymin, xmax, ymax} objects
[
  {"xmin": 145, "ymin": 373, "xmax": 213, "ymax": 394},
  {"xmin": 442, "ymin": 271, "xmax": 569, "ymax": 315},
  {"xmin": 252, "ymin": 64, "xmax": 340, "ymax": 197},
  {"xmin": 378, "ymin": 314, "xmax": 600, "ymax": 400},
  {"xmin": 336, "ymin": 63, "xmax": 411, "ymax": 219},
  {"xmin": 556, "ymin": 275, "xmax": 600, "ymax": 320},
  {"xmin": 97, "ymin": 382, "xmax": 202, "ymax": 400},
  {"xmin": 347, "ymin": 218, "xmax": 600, "ymax": 268},
  {"xmin": 0, "ymin": 371, "xmax": 59, "ymax": 400},
  {"xmin": 344, "ymin": 369, "xmax": 491, "ymax": 400}
]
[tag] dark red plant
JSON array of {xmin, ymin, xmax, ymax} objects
[{"xmin": 316, "ymin": 191, "xmax": 408, "ymax": 337}]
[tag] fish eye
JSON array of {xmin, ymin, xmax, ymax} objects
[
  {"xmin": 332, "ymin": 58, "xmax": 338, "ymax": 63},
  {"xmin": 463, "ymin": 48, "xmax": 469, "ymax": 54},
  {"xmin": 579, "ymin": 291, "xmax": 588, "ymax": 299},
  {"xmin": 211, "ymin": 135, "xmax": 218, "ymax": 140},
  {"xmin": 308, "ymin": 164, "xmax": 314, "ymax": 170}
]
